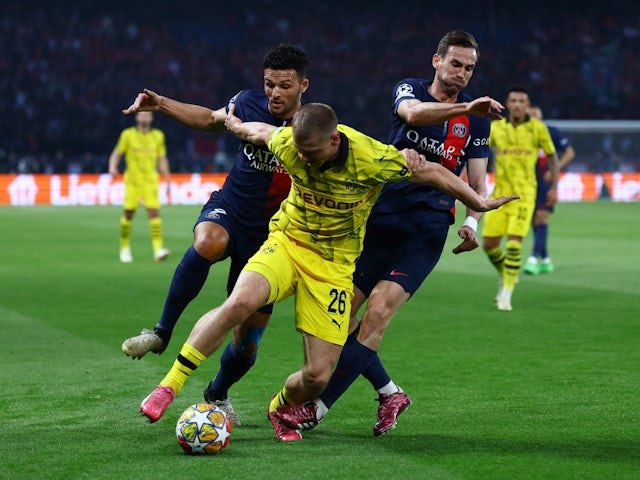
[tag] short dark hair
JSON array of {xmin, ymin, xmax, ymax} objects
[
  {"xmin": 507, "ymin": 84, "xmax": 531, "ymax": 98},
  {"xmin": 436, "ymin": 30, "xmax": 479, "ymax": 59},
  {"xmin": 292, "ymin": 103, "xmax": 337, "ymax": 142},
  {"xmin": 262, "ymin": 43, "xmax": 309, "ymax": 81}
]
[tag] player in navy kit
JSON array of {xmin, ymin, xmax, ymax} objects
[
  {"xmin": 120, "ymin": 44, "xmax": 309, "ymax": 425},
  {"xmin": 275, "ymin": 30, "xmax": 506, "ymax": 436}
]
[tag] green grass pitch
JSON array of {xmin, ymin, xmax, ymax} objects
[{"xmin": 0, "ymin": 201, "xmax": 638, "ymax": 479}]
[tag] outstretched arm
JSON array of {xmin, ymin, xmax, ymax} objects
[
  {"xmin": 408, "ymin": 160, "xmax": 518, "ymax": 212},
  {"xmin": 122, "ymin": 88, "xmax": 227, "ymax": 132},
  {"xmin": 398, "ymin": 96, "xmax": 504, "ymax": 126},
  {"xmin": 224, "ymin": 103, "xmax": 276, "ymax": 145}
]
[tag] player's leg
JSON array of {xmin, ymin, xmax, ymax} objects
[
  {"xmin": 140, "ymin": 270, "xmax": 271, "ymax": 422},
  {"xmin": 146, "ymin": 207, "xmax": 170, "ymax": 262},
  {"xmin": 203, "ymin": 310, "xmax": 270, "ymax": 425},
  {"xmin": 122, "ymin": 196, "xmax": 233, "ymax": 358},
  {"xmin": 499, "ymin": 233, "xmax": 523, "ymax": 310},
  {"xmin": 142, "ymin": 181, "xmax": 170, "ymax": 262},
  {"xmin": 534, "ymin": 208, "xmax": 554, "ymax": 273},
  {"xmin": 482, "ymin": 206, "xmax": 509, "ymax": 304},
  {"xmin": 497, "ymin": 204, "xmax": 532, "ymax": 311},
  {"xmin": 525, "ymin": 207, "xmax": 545, "ymax": 275},
  {"xmin": 273, "ymin": 289, "xmax": 367, "ymax": 432},
  {"xmin": 269, "ymin": 334, "xmax": 343, "ymax": 441},
  {"xmin": 121, "ymin": 221, "xmax": 230, "ymax": 358},
  {"xmin": 119, "ymin": 182, "xmax": 138, "ymax": 263},
  {"xmin": 276, "ymin": 335, "xmax": 343, "ymax": 407},
  {"xmin": 276, "ymin": 220, "xmax": 447, "ymax": 434},
  {"xmin": 269, "ymin": 247, "xmax": 352, "ymax": 440},
  {"xmin": 201, "ymin": 232, "xmax": 274, "ymax": 424}
]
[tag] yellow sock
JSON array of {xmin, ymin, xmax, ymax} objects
[
  {"xmin": 150, "ymin": 217, "xmax": 163, "ymax": 251},
  {"xmin": 120, "ymin": 216, "xmax": 132, "ymax": 249},
  {"xmin": 159, "ymin": 343, "xmax": 206, "ymax": 395},
  {"xmin": 269, "ymin": 387, "xmax": 295, "ymax": 413},
  {"xmin": 503, "ymin": 239, "xmax": 522, "ymax": 289},
  {"xmin": 486, "ymin": 246, "xmax": 505, "ymax": 275}
]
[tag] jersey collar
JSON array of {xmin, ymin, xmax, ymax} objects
[{"xmin": 319, "ymin": 132, "xmax": 349, "ymax": 171}]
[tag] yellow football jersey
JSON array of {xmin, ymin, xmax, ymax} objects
[
  {"xmin": 267, "ymin": 124, "xmax": 412, "ymax": 265},
  {"xmin": 115, "ymin": 127, "xmax": 166, "ymax": 182},
  {"xmin": 489, "ymin": 117, "xmax": 555, "ymax": 200}
]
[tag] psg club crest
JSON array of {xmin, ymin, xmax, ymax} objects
[{"xmin": 451, "ymin": 122, "xmax": 467, "ymax": 138}]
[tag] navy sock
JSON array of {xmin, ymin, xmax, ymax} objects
[
  {"xmin": 320, "ymin": 334, "xmax": 376, "ymax": 409},
  {"xmin": 154, "ymin": 246, "xmax": 213, "ymax": 342},
  {"xmin": 206, "ymin": 342, "xmax": 257, "ymax": 400},
  {"xmin": 362, "ymin": 354, "xmax": 391, "ymax": 390},
  {"xmin": 533, "ymin": 224, "xmax": 549, "ymax": 258}
]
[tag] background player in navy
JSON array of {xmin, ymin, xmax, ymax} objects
[
  {"xmin": 524, "ymin": 105, "xmax": 575, "ymax": 275},
  {"xmin": 275, "ymin": 30, "xmax": 505, "ymax": 436},
  {"xmin": 120, "ymin": 43, "xmax": 309, "ymax": 425}
]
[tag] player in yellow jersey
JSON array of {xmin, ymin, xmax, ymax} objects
[
  {"xmin": 138, "ymin": 103, "xmax": 517, "ymax": 441},
  {"xmin": 482, "ymin": 85, "xmax": 558, "ymax": 311},
  {"xmin": 108, "ymin": 111, "xmax": 171, "ymax": 263}
]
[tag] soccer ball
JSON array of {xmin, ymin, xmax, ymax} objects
[{"xmin": 175, "ymin": 403, "xmax": 232, "ymax": 455}]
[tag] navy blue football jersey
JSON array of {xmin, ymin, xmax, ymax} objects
[
  {"xmin": 374, "ymin": 78, "xmax": 491, "ymax": 216},
  {"xmin": 537, "ymin": 124, "xmax": 571, "ymax": 175},
  {"xmin": 218, "ymin": 89, "xmax": 293, "ymax": 229}
]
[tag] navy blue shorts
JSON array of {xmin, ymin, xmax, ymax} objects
[
  {"xmin": 195, "ymin": 191, "xmax": 273, "ymax": 314},
  {"xmin": 354, "ymin": 210, "xmax": 450, "ymax": 297}
]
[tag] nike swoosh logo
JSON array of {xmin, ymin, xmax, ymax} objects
[{"xmin": 390, "ymin": 270, "xmax": 409, "ymax": 277}]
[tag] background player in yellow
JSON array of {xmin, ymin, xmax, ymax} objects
[
  {"xmin": 482, "ymin": 85, "xmax": 558, "ymax": 311},
  {"xmin": 138, "ymin": 102, "xmax": 518, "ymax": 441},
  {"xmin": 108, "ymin": 111, "xmax": 171, "ymax": 263}
]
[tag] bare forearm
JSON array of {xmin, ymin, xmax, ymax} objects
[
  {"xmin": 400, "ymin": 96, "xmax": 503, "ymax": 126},
  {"xmin": 402, "ymin": 102, "xmax": 471, "ymax": 126},
  {"xmin": 229, "ymin": 122, "xmax": 275, "ymax": 145},
  {"xmin": 158, "ymin": 97, "xmax": 224, "ymax": 132},
  {"xmin": 411, "ymin": 163, "xmax": 491, "ymax": 211}
]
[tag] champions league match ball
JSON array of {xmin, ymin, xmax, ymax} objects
[{"xmin": 175, "ymin": 403, "xmax": 232, "ymax": 455}]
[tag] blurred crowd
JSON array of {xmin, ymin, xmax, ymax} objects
[{"xmin": 2, "ymin": 0, "xmax": 639, "ymax": 174}]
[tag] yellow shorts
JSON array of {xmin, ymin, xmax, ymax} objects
[
  {"xmin": 482, "ymin": 197, "xmax": 534, "ymax": 239},
  {"xmin": 123, "ymin": 176, "xmax": 160, "ymax": 210},
  {"xmin": 243, "ymin": 230, "xmax": 354, "ymax": 346}
]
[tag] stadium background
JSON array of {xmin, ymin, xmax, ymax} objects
[{"xmin": 1, "ymin": 0, "xmax": 639, "ymax": 177}]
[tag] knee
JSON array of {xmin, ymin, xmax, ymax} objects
[
  {"xmin": 483, "ymin": 238, "xmax": 498, "ymax": 251},
  {"xmin": 193, "ymin": 226, "xmax": 229, "ymax": 261},
  {"xmin": 506, "ymin": 239, "xmax": 522, "ymax": 251},
  {"xmin": 300, "ymin": 365, "xmax": 332, "ymax": 392},
  {"xmin": 362, "ymin": 293, "xmax": 394, "ymax": 330},
  {"xmin": 222, "ymin": 295, "xmax": 258, "ymax": 321}
]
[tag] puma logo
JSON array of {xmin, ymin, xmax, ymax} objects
[{"xmin": 331, "ymin": 318, "xmax": 343, "ymax": 330}]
